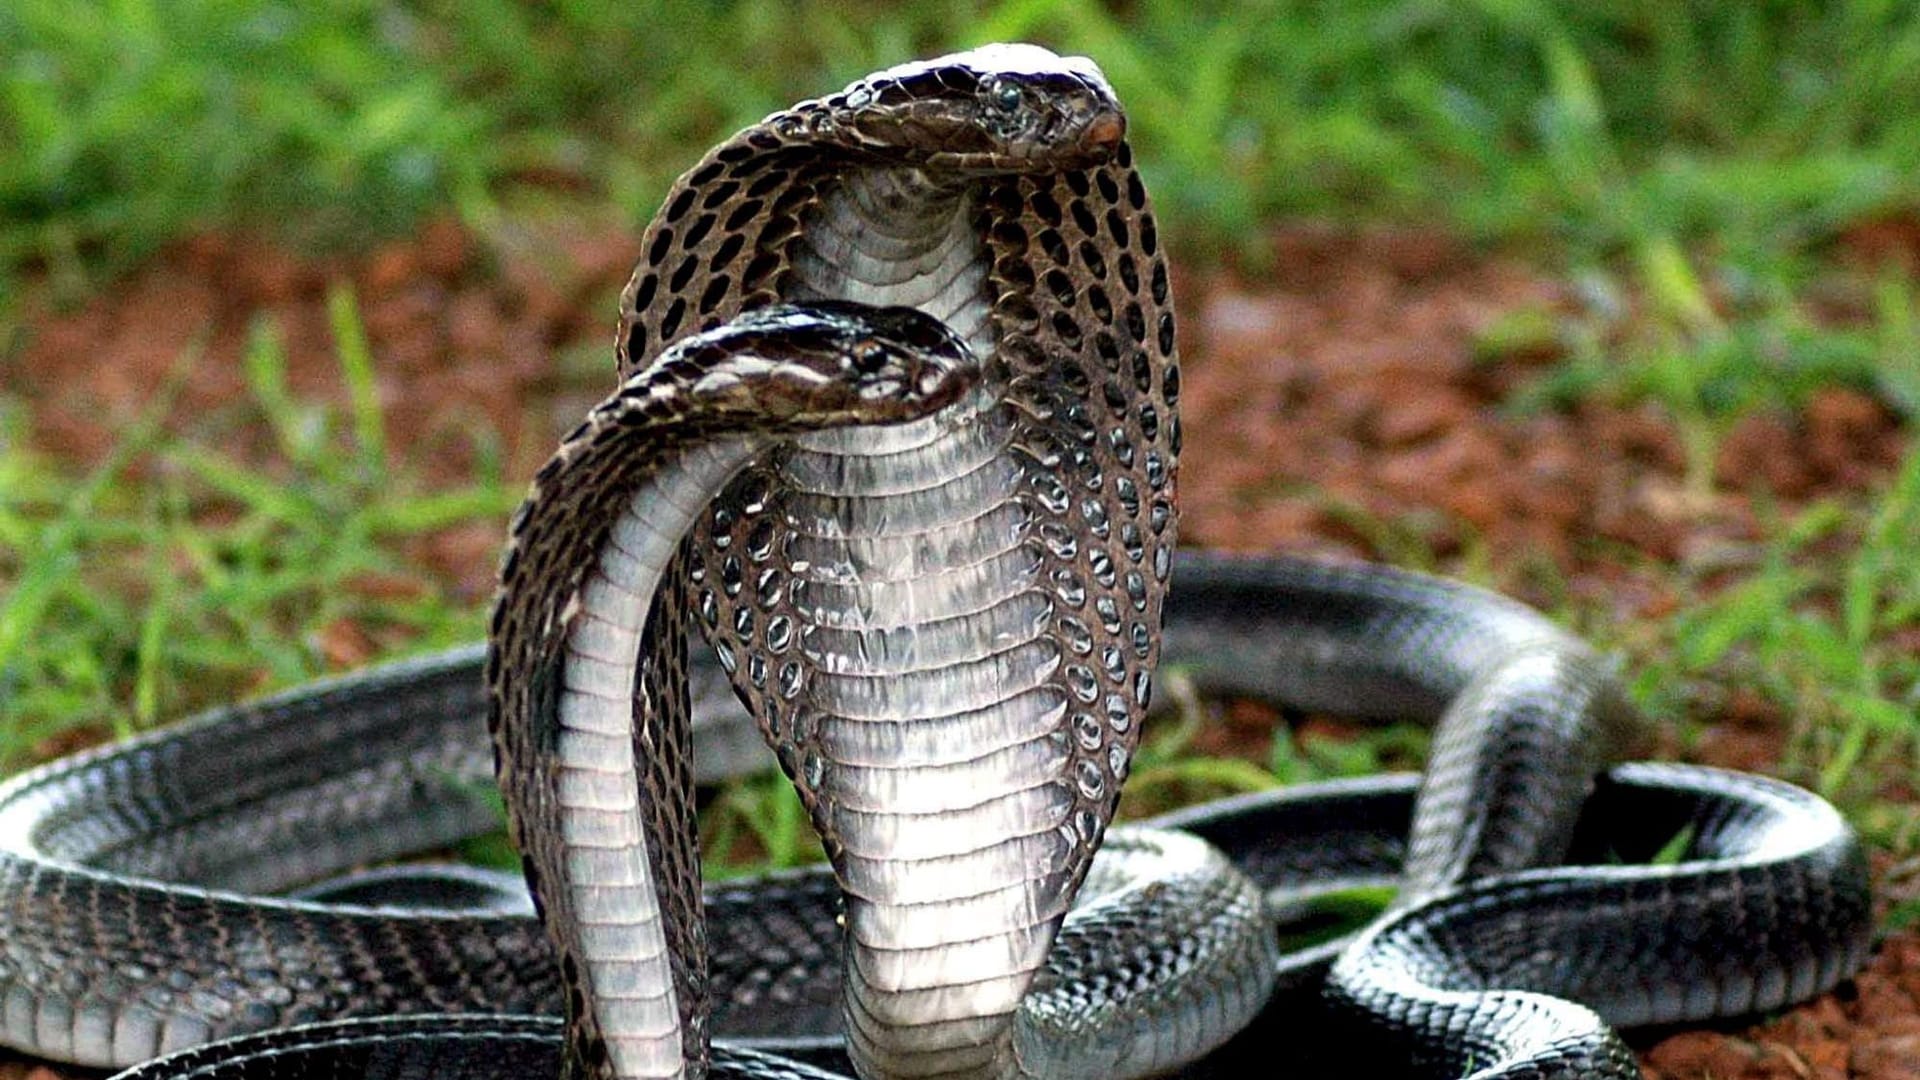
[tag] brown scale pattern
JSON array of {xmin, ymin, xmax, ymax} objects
[
  {"xmin": 668, "ymin": 142, "xmax": 1181, "ymax": 893},
  {"xmin": 965, "ymin": 145, "xmax": 1182, "ymax": 885},
  {"xmin": 616, "ymin": 129, "xmax": 841, "ymax": 374}
]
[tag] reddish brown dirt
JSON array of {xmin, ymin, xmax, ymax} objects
[
  {"xmin": 1, "ymin": 221, "xmax": 1913, "ymax": 1078},
  {"xmin": 1177, "ymin": 226, "xmax": 1906, "ymax": 580},
  {"xmin": 1642, "ymin": 928, "xmax": 1920, "ymax": 1080}
]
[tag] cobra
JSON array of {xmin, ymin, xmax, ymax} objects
[
  {"xmin": 0, "ymin": 43, "xmax": 1873, "ymax": 1080},
  {"xmin": 605, "ymin": 42, "xmax": 1186, "ymax": 1080}
]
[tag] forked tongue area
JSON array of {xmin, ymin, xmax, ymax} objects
[{"xmin": 780, "ymin": 402, "xmax": 1079, "ymax": 1079}]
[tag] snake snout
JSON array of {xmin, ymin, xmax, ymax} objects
[
  {"xmin": 851, "ymin": 342, "xmax": 978, "ymax": 417},
  {"xmin": 1078, "ymin": 109, "xmax": 1125, "ymax": 154}
]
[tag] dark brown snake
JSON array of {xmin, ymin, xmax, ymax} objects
[{"xmin": 0, "ymin": 43, "xmax": 1874, "ymax": 1080}]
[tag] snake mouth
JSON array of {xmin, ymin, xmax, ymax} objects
[{"xmin": 927, "ymin": 111, "xmax": 1125, "ymax": 173}]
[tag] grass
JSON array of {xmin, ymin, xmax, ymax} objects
[
  {"xmin": 7, "ymin": 0, "xmax": 1920, "ymax": 302},
  {"xmin": 0, "ymin": 1, "xmax": 1915, "ymax": 919},
  {"xmin": 1506, "ymin": 249, "xmax": 1920, "ymax": 862},
  {"xmin": 0, "ymin": 300, "xmax": 517, "ymax": 767},
  {"xmin": 1520, "ymin": 255, "xmax": 1920, "ymax": 458},
  {"xmin": 1652, "ymin": 441, "xmax": 1920, "ymax": 849}
]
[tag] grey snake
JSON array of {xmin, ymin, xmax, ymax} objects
[{"xmin": 0, "ymin": 43, "xmax": 1873, "ymax": 1080}]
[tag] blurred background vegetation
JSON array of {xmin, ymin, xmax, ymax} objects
[{"xmin": 6, "ymin": 0, "xmax": 1920, "ymax": 291}]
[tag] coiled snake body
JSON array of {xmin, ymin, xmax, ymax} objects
[{"xmin": 0, "ymin": 44, "xmax": 1872, "ymax": 1080}]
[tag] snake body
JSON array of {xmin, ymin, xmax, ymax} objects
[
  {"xmin": 0, "ymin": 42, "xmax": 1875, "ymax": 1080},
  {"xmin": 606, "ymin": 44, "xmax": 1182, "ymax": 1080},
  {"xmin": 0, "ymin": 553, "xmax": 1874, "ymax": 1078},
  {"xmin": 0, "ymin": 557, "xmax": 1873, "ymax": 1077},
  {"xmin": 485, "ymin": 302, "xmax": 984, "ymax": 1080}
]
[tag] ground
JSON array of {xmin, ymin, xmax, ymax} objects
[{"xmin": 0, "ymin": 219, "xmax": 1915, "ymax": 1078}]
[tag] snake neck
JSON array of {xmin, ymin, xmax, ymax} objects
[
  {"xmin": 689, "ymin": 144, "xmax": 1181, "ymax": 1077},
  {"xmin": 749, "ymin": 168, "xmax": 1069, "ymax": 1079},
  {"xmin": 543, "ymin": 436, "xmax": 763, "ymax": 1080},
  {"xmin": 789, "ymin": 167, "xmax": 993, "ymax": 360},
  {"xmin": 496, "ymin": 309, "xmax": 979, "ymax": 1080}
]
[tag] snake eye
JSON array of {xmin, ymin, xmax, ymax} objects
[{"xmin": 983, "ymin": 77, "xmax": 1022, "ymax": 114}]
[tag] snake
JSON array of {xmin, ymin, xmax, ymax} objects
[{"xmin": 0, "ymin": 42, "xmax": 1874, "ymax": 1080}]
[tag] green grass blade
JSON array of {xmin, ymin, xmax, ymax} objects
[{"xmin": 326, "ymin": 282, "xmax": 386, "ymax": 481}]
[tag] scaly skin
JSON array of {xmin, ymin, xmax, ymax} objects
[
  {"xmin": 610, "ymin": 45, "xmax": 1179, "ymax": 1079},
  {"xmin": 485, "ymin": 304, "xmax": 978, "ymax": 1079}
]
